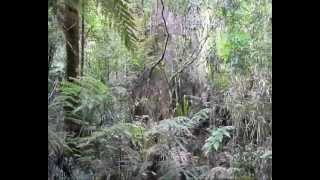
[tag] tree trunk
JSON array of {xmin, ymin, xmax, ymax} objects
[
  {"xmin": 63, "ymin": 3, "xmax": 80, "ymax": 81},
  {"xmin": 48, "ymin": 43, "xmax": 56, "ymax": 76},
  {"xmin": 80, "ymin": 0, "xmax": 85, "ymax": 76},
  {"xmin": 106, "ymin": 58, "xmax": 110, "ymax": 81},
  {"xmin": 61, "ymin": 2, "xmax": 81, "ymax": 135}
]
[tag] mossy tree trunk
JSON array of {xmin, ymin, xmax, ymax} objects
[
  {"xmin": 60, "ymin": 0, "xmax": 81, "ymax": 135},
  {"xmin": 63, "ymin": 2, "xmax": 80, "ymax": 81},
  {"xmin": 80, "ymin": 0, "xmax": 85, "ymax": 76}
]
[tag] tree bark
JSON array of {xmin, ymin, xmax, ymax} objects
[
  {"xmin": 60, "ymin": 2, "xmax": 81, "ymax": 135},
  {"xmin": 48, "ymin": 43, "xmax": 56, "ymax": 76},
  {"xmin": 80, "ymin": 0, "xmax": 85, "ymax": 76},
  {"xmin": 63, "ymin": 4, "xmax": 80, "ymax": 81},
  {"xmin": 106, "ymin": 59, "xmax": 110, "ymax": 81}
]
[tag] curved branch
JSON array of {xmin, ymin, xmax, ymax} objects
[{"xmin": 149, "ymin": 0, "xmax": 170, "ymax": 79}]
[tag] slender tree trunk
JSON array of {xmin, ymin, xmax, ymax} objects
[
  {"xmin": 48, "ymin": 43, "xmax": 56, "ymax": 76},
  {"xmin": 80, "ymin": 0, "xmax": 85, "ymax": 76},
  {"xmin": 106, "ymin": 58, "xmax": 110, "ymax": 81},
  {"xmin": 63, "ymin": 3, "xmax": 80, "ymax": 81}
]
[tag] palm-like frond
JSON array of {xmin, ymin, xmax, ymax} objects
[
  {"xmin": 53, "ymin": 76, "xmax": 112, "ymax": 126},
  {"xmin": 202, "ymin": 126, "xmax": 234, "ymax": 156},
  {"xmin": 53, "ymin": 0, "xmax": 137, "ymax": 50},
  {"xmin": 97, "ymin": 0, "xmax": 138, "ymax": 50}
]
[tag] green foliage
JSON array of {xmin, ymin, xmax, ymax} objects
[
  {"xmin": 212, "ymin": 0, "xmax": 271, "ymax": 74},
  {"xmin": 229, "ymin": 31, "xmax": 250, "ymax": 51},
  {"xmin": 77, "ymin": 122, "xmax": 145, "ymax": 149},
  {"xmin": 216, "ymin": 31, "xmax": 232, "ymax": 61},
  {"xmin": 225, "ymin": 69, "xmax": 272, "ymax": 144},
  {"xmin": 216, "ymin": 30, "xmax": 250, "ymax": 65},
  {"xmin": 166, "ymin": 0, "xmax": 189, "ymax": 15},
  {"xmin": 147, "ymin": 108, "xmax": 212, "ymax": 140},
  {"xmin": 236, "ymin": 176, "xmax": 255, "ymax": 180},
  {"xmin": 68, "ymin": 122, "xmax": 145, "ymax": 178},
  {"xmin": 175, "ymin": 96, "xmax": 190, "ymax": 117},
  {"xmin": 48, "ymin": 128, "xmax": 67, "ymax": 156},
  {"xmin": 130, "ymin": 55, "xmax": 145, "ymax": 72},
  {"xmin": 84, "ymin": 26, "xmax": 142, "ymax": 82},
  {"xmin": 55, "ymin": 76, "xmax": 112, "ymax": 125},
  {"xmin": 146, "ymin": 116, "xmax": 193, "ymax": 149},
  {"xmin": 202, "ymin": 126, "xmax": 233, "ymax": 156},
  {"xmin": 83, "ymin": 1, "xmax": 105, "ymax": 39},
  {"xmin": 58, "ymin": 0, "xmax": 138, "ymax": 51},
  {"xmin": 159, "ymin": 163, "xmax": 200, "ymax": 180},
  {"xmin": 232, "ymin": 144, "xmax": 272, "ymax": 179},
  {"xmin": 208, "ymin": 68, "xmax": 231, "ymax": 91},
  {"xmin": 97, "ymin": 0, "xmax": 138, "ymax": 50},
  {"xmin": 142, "ymin": 110, "xmax": 213, "ymax": 180},
  {"xmin": 145, "ymin": 108, "xmax": 212, "ymax": 154},
  {"xmin": 189, "ymin": 108, "xmax": 210, "ymax": 126},
  {"xmin": 206, "ymin": 0, "xmax": 272, "ymax": 147},
  {"xmin": 48, "ymin": 0, "xmax": 272, "ymax": 179}
]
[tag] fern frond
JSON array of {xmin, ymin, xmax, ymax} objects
[
  {"xmin": 76, "ymin": 122, "xmax": 145, "ymax": 149},
  {"xmin": 48, "ymin": 128, "xmax": 73, "ymax": 156},
  {"xmin": 55, "ymin": 76, "xmax": 112, "ymax": 125},
  {"xmin": 202, "ymin": 126, "xmax": 234, "ymax": 156},
  {"xmin": 190, "ymin": 108, "xmax": 211, "ymax": 127},
  {"xmin": 97, "ymin": 0, "xmax": 138, "ymax": 50}
]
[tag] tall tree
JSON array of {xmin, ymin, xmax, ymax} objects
[
  {"xmin": 80, "ymin": 0, "xmax": 85, "ymax": 76},
  {"xmin": 57, "ymin": 0, "xmax": 137, "ymax": 80},
  {"xmin": 62, "ymin": 0, "xmax": 80, "ymax": 81},
  {"xmin": 55, "ymin": 0, "xmax": 138, "ymax": 134},
  {"xmin": 56, "ymin": 0, "xmax": 81, "ymax": 134}
]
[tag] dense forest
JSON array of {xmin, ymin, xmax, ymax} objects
[{"xmin": 48, "ymin": 0, "xmax": 272, "ymax": 179}]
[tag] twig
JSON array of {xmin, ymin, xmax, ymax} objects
[{"xmin": 149, "ymin": 0, "xmax": 169, "ymax": 79}]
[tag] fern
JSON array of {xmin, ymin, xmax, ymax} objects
[
  {"xmin": 70, "ymin": 122, "xmax": 146, "ymax": 178},
  {"xmin": 156, "ymin": 150, "xmax": 209, "ymax": 180},
  {"xmin": 190, "ymin": 108, "xmax": 211, "ymax": 127},
  {"xmin": 77, "ymin": 123, "xmax": 145, "ymax": 147},
  {"xmin": 145, "ymin": 108, "xmax": 214, "ymax": 150},
  {"xmin": 140, "ymin": 109, "xmax": 215, "ymax": 179},
  {"xmin": 202, "ymin": 126, "xmax": 234, "ymax": 156},
  {"xmin": 55, "ymin": 76, "xmax": 112, "ymax": 125},
  {"xmin": 97, "ymin": 0, "xmax": 138, "ymax": 50},
  {"xmin": 145, "ymin": 116, "xmax": 195, "ymax": 152},
  {"xmin": 48, "ymin": 128, "xmax": 65, "ymax": 156}
]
